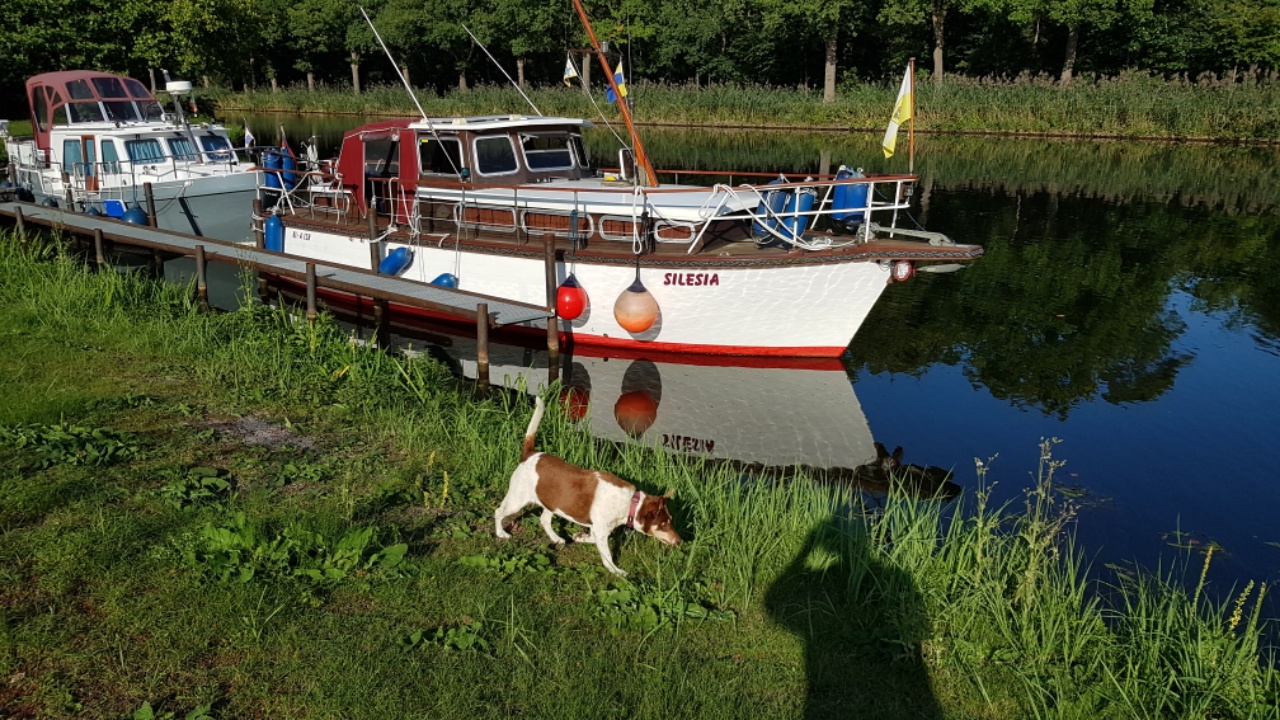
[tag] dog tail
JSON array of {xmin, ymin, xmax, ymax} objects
[{"xmin": 521, "ymin": 395, "xmax": 546, "ymax": 461}]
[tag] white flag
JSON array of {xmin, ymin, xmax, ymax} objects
[
  {"xmin": 244, "ymin": 121, "xmax": 255, "ymax": 150},
  {"xmin": 563, "ymin": 55, "xmax": 580, "ymax": 87},
  {"xmin": 881, "ymin": 66, "xmax": 914, "ymax": 159}
]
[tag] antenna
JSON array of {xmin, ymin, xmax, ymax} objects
[
  {"xmin": 461, "ymin": 24, "xmax": 542, "ymax": 116},
  {"xmin": 359, "ymin": 7, "xmax": 428, "ymax": 122}
]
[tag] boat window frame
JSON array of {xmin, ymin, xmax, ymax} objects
[
  {"xmin": 417, "ymin": 134, "xmax": 463, "ymax": 177},
  {"xmin": 199, "ymin": 134, "xmax": 234, "ymax": 163},
  {"xmin": 125, "ymin": 138, "xmax": 166, "ymax": 164},
  {"xmin": 62, "ymin": 139, "xmax": 83, "ymax": 175},
  {"xmin": 66, "ymin": 80, "xmax": 95, "ymax": 100},
  {"xmin": 472, "ymin": 134, "xmax": 520, "ymax": 177},
  {"xmin": 103, "ymin": 101, "xmax": 141, "ymax": 123},
  {"xmin": 100, "ymin": 139, "xmax": 122, "ymax": 173},
  {"xmin": 68, "ymin": 101, "xmax": 105, "ymax": 124},
  {"xmin": 33, "ymin": 88, "xmax": 49, "ymax": 133},
  {"xmin": 91, "ymin": 77, "xmax": 128, "ymax": 99},
  {"xmin": 519, "ymin": 132, "xmax": 577, "ymax": 172},
  {"xmin": 167, "ymin": 136, "xmax": 200, "ymax": 162}
]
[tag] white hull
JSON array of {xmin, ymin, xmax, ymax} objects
[{"xmin": 282, "ymin": 225, "xmax": 890, "ymax": 356}]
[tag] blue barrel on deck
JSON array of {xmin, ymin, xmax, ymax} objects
[
  {"xmin": 780, "ymin": 187, "xmax": 816, "ymax": 242},
  {"xmin": 264, "ymin": 214, "xmax": 284, "ymax": 252},
  {"xmin": 263, "ymin": 150, "xmax": 282, "ymax": 189},
  {"xmin": 379, "ymin": 247, "xmax": 413, "ymax": 275},
  {"xmin": 282, "ymin": 152, "xmax": 298, "ymax": 189},
  {"xmin": 751, "ymin": 176, "xmax": 788, "ymax": 238},
  {"xmin": 832, "ymin": 166, "xmax": 868, "ymax": 226}
]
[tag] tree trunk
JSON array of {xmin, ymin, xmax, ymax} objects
[
  {"xmin": 350, "ymin": 52, "xmax": 361, "ymax": 94},
  {"xmin": 270, "ymin": 77, "xmax": 278, "ymax": 93},
  {"xmin": 823, "ymin": 35, "xmax": 837, "ymax": 103},
  {"xmin": 517, "ymin": 58, "xmax": 526, "ymax": 88},
  {"xmin": 307, "ymin": 71, "xmax": 315, "ymax": 93},
  {"xmin": 459, "ymin": 70, "xmax": 468, "ymax": 92},
  {"xmin": 818, "ymin": 148, "xmax": 831, "ymax": 178},
  {"xmin": 202, "ymin": 75, "xmax": 211, "ymax": 89},
  {"xmin": 149, "ymin": 68, "xmax": 156, "ymax": 93},
  {"xmin": 1060, "ymin": 24, "xmax": 1079, "ymax": 84},
  {"xmin": 932, "ymin": 0, "xmax": 945, "ymax": 82}
]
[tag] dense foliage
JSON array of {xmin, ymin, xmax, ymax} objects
[{"xmin": 1, "ymin": 0, "xmax": 1277, "ymax": 108}]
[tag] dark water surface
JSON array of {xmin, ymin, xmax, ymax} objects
[{"xmin": 246, "ymin": 113, "xmax": 1280, "ymax": 600}]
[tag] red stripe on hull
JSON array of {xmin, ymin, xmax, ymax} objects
[{"xmin": 268, "ymin": 277, "xmax": 848, "ymax": 369}]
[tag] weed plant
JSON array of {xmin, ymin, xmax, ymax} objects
[
  {"xmin": 0, "ymin": 230, "xmax": 1276, "ymax": 718},
  {"xmin": 211, "ymin": 70, "xmax": 1280, "ymax": 142}
]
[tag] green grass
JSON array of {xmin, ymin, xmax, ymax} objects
[
  {"xmin": 209, "ymin": 70, "xmax": 1280, "ymax": 142},
  {"xmin": 0, "ymin": 230, "xmax": 1277, "ymax": 719}
]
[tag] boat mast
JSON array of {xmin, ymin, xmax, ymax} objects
[{"xmin": 570, "ymin": 0, "xmax": 659, "ymax": 188}]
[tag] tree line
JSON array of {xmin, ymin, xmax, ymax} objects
[{"xmin": 2, "ymin": 0, "xmax": 1277, "ymax": 108}]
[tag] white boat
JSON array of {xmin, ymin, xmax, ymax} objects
[
  {"xmin": 0, "ymin": 70, "xmax": 259, "ymax": 242},
  {"xmin": 257, "ymin": 3, "xmax": 980, "ymax": 359}
]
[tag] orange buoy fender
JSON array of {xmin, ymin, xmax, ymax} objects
[
  {"xmin": 614, "ymin": 390, "xmax": 658, "ymax": 436},
  {"xmin": 613, "ymin": 278, "xmax": 659, "ymax": 333},
  {"xmin": 556, "ymin": 274, "xmax": 588, "ymax": 320}
]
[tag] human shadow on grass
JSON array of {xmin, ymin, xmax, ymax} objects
[{"xmin": 765, "ymin": 514, "xmax": 941, "ymax": 719}]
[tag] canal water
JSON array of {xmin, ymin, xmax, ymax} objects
[{"xmin": 241, "ymin": 114, "xmax": 1280, "ymax": 603}]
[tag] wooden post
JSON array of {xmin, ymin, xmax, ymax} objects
[
  {"xmin": 15, "ymin": 206, "xmax": 25, "ymax": 241},
  {"xmin": 194, "ymin": 245, "xmax": 208, "ymax": 311},
  {"xmin": 368, "ymin": 212, "xmax": 380, "ymax": 272},
  {"xmin": 547, "ymin": 316, "xmax": 559, "ymax": 357},
  {"xmin": 93, "ymin": 228, "xmax": 105, "ymax": 269},
  {"xmin": 144, "ymin": 183, "xmax": 157, "ymax": 226},
  {"xmin": 151, "ymin": 249, "xmax": 165, "ymax": 279},
  {"xmin": 543, "ymin": 233, "xmax": 557, "ymax": 308},
  {"xmin": 252, "ymin": 198, "xmax": 265, "ymax": 249},
  {"xmin": 476, "ymin": 303, "xmax": 490, "ymax": 389},
  {"xmin": 305, "ymin": 262, "xmax": 317, "ymax": 326},
  {"xmin": 373, "ymin": 299, "xmax": 389, "ymax": 348}
]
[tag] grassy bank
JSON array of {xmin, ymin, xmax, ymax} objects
[
  {"xmin": 1, "ymin": 231, "xmax": 1277, "ymax": 719},
  {"xmin": 211, "ymin": 72, "xmax": 1280, "ymax": 142}
]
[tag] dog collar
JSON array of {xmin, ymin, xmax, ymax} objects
[{"xmin": 625, "ymin": 491, "xmax": 643, "ymax": 529}]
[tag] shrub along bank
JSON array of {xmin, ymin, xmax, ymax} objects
[{"xmin": 0, "ymin": 230, "xmax": 1276, "ymax": 719}]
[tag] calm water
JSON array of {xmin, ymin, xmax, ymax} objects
[{"xmin": 246, "ymin": 114, "xmax": 1280, "ymax": 601}]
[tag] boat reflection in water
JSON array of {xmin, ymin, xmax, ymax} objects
[{"xmin": 393, "ymin": 329, "xmax": 960, "ymax": 502}]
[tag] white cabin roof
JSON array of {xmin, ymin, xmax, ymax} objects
[{"xmin": 407, "ymin": 115, "xmax": 592, "ymax": 133}]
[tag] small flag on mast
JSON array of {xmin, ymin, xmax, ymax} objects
[
  {"xmin": 605, "ymin": 60, "xmax": 628, "ymax": 104},
  {"xmin": 881, "ymin": 65, "xmax": 913, "ymax": 159},
  {"xmin": 563, "ymin": 54, "xmax": 580, "ymax": 87},
  {"xmin": 243, "ymin": 121, "xmax": 255, "ymax": 150}
]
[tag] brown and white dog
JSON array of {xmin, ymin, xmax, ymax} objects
[{"xmin": 494, "ymin": 396, "xmax": 682, "ymax": 576}]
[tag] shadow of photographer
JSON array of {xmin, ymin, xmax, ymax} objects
[{"xmin": 765, "ymin": 515, "xmax": 941, "ymax": 719}]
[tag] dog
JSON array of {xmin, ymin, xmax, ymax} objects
[
  {"xmin": 853, "ymin": 442, "xmax": 961, "ymax": 500},
  {"xmin": 494, "ymin": 396, "xmax": 682, "ymax": 576}
]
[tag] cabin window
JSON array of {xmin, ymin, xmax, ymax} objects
[
  {"xmin": 62, "ymin": 140, "xmax": 83, "ymax": 174},
  {"xmin": 125, "ymin": 138, "xmax": 165, "ymax": 163},
  {"xmin": 520, "ymin": 133, "xmax": 575, "ymax": 171},
  {"xmin": 167, "ymin": 137, "xmax": 199, "ymax": 161},
  {"xmin": 67, "ymin": 80, "xmax": 95, "ymax": 100},
  {"xmin": 33, "ymin": 89, "xmax": 48, "ymax": 132},
  {"xmin": 364, "ymin": 139, "xmax": 399, "ymax": 177},
  {"xmin": 101, "ymin": 140, "xmax": 121, "ymax": 173},
  {"xmin": 199, "ymin": 134, "xmax": 233, "ymax": 162},
  {"xmin": 474, "ymin": 135, "xmax": 518, "ymax": 176},
  {"xmin": 91, "ymin": 77, "xmax": 128, "ymax": 99},
  {"xmin": 125, "ymin": 78, "xmax": 150, "ymax": 99},
  {"xmin": 138, "ymin": 100, "xmax": 163, "ymax": 121},
  {"xmin": 418, "ymin": 136, "xmax": 462, "ymax": 175},
  {"xmin": 570, "ymin": 136, "xmax": 589, "ymax": 168},
  {"xmin": 104, "ymin": 101, "xmax": 141, "ymax": 122},
  {"xmin": 52, "ymin": 105, "xmax": 69, "ymax": 126},
  {"xmin": 68, "ymin": 102, "xmax": 104, "ymax": 123}
]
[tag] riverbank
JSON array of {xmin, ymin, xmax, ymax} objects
[
  {"xmin": 210, "ymin": 73, "xmax": 1280, "ymax": 143},
  {"xmin": 1, "ymin": 231, "xmax": 1276, "ymax": 718}
]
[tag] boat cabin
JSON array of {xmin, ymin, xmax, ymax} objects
[
  {"xmin": 331, "ymin": 115, "xmax": 594, "ymax": 215},
  {"xmin": 25, "ymin": 71, "xmax": 164, "ymax": 154}
]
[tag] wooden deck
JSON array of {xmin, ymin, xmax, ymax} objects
[{"xmin": 0, "ymin": 201, "xmax": 552, "ymax": 328}]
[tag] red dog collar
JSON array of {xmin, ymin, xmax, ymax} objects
[{"xmin": 625, "ymin": 491, "xmax": 643, "ymax": 529}]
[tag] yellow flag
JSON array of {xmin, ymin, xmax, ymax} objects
[{"xmin": 881, "ymin": 66, "xmax": 913, "ymax": 159}]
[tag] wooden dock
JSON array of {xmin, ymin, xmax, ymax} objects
[{"xmin": 0, "ymin": 199, "xmax": 555, "ymax": 384}]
